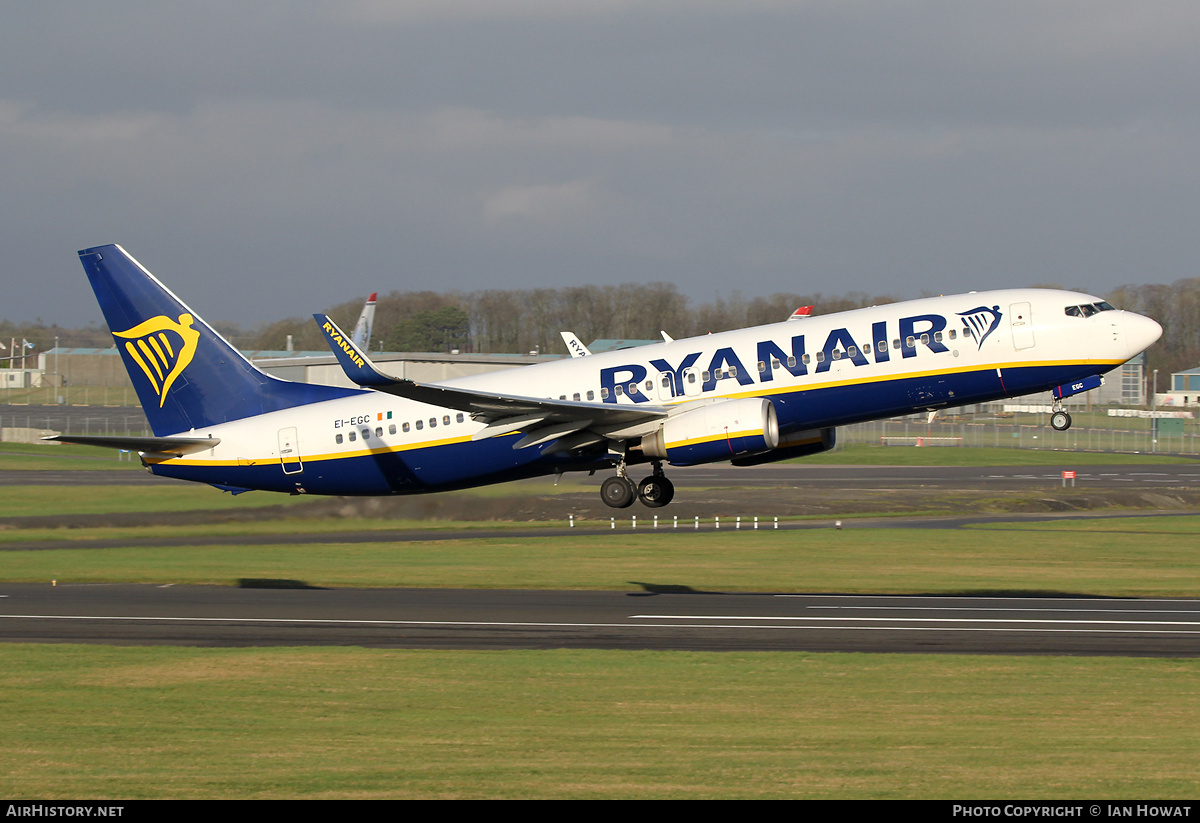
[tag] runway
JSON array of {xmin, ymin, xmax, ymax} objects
[{"xmin": 3, "ymin": 583, "xmax": 1199, "ymax": 656}]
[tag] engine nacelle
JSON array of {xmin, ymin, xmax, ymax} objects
[
  {"xmin": 730, "ymin": 427, "xmax": 836, "ymax": 467},
  {"xmin": 641, "ymin": 398, "xmax": 779, "ymax": 467}
]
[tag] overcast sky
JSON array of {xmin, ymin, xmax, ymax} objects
[{"xmin": 4, "ymin": 1, "xmax": 1199, "ymax": 329}]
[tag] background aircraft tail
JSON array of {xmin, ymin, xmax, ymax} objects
[{"xmin": 78, "ymin": 244, "xmax": 359, "ymax": 435}]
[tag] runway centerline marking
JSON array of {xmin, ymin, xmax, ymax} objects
[{"xmin": 630, "ymin": 614, "xmax": 1200, "ymax": 627}]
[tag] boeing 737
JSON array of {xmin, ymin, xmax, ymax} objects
[{"xmin": 51, "ymin": 245, "xmax": 1162, "ymax": 509}]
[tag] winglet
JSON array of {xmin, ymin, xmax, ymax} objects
[
  {"xmin": 314, "ymin": 313, "xmax": 399, "ymax": 388},
  {"xmin": 560, "ymin": 331, "xmax": 591, "ymax": 358}
]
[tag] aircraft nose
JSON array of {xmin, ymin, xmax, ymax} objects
[{"xmin": 1123, "ymin": 312, "xmax": 1163, "ymax": 355}]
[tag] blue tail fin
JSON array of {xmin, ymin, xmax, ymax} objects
[{"xmin": 79, "ymin": 244, "xmax": 360, "ymax": 435}]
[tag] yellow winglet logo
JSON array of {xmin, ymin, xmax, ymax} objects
[{"xmin": 113, "ymin": 314, "xmax": 200, "ymax": 407}]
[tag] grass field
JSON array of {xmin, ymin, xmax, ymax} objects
[
  {"xmin": 4, "ymin": 452, "xmax": 1200, "ymax": 798},
  {"xmin": 5, "ymin": 516, "xmax": 1200, "ymax": 597},
  {"xmin": 3, "ymin": 646, "xmax": 1198, "ymax": 799}
]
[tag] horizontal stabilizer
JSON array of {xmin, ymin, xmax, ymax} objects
[{"xmin": 43, "ymin": 434, "xmax": 220, "ymax": 456}]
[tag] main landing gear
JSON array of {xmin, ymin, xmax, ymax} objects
[{"xmin": 601, "ymin": 461, "xmax": 675, "ymax": 509}]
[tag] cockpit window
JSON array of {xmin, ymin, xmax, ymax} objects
[{"xmin": 1065, "ymin": 302, "xmax": 1116, "ymax": 318}]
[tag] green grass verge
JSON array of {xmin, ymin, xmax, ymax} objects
[
  {"xmin": 0, "ymin": 441, "xmax": 143, "ymax": 470},
  {"xmin": 9, "ymin": 517, "xmax": 1200, "ymax": 597},
  {"xmin": 2, "ymin": 646, "xmax": 1197, "ymax": 799}
]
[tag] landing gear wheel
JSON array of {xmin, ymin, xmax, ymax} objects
[
  {"xmin": 601, "ymin": 475, "xmax": 636, "ymax": 508},
  {"xmin": 637, "ymin": 476, "xmax": 675, "ymax": 508},
  {"xmin": 1051, "ymin": 411, "xmax": 1072, "ymax": 432}
]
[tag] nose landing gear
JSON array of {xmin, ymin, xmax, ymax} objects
[{"xmin": 1050, "ymin": 402, "xmax": 1072, "ymax": 432}]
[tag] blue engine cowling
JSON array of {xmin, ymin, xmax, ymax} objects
[
  {"xmin": 640, "ymin": 398, "xmax": 779, "ymax": 466},
  {"xmin": 730, "ymin": 427, "xmax": 836, "ymax": 466}
]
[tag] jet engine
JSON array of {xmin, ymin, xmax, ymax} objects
[
  {"xmin": 640, "ymin": 398, "xmax": 779, "ymax": 466},
  {"xmin": 730, "ymin": 426, "xmax": 836, "ymax": 466}
]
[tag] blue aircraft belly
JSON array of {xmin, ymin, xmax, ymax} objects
[{"xmin": 150, "ymin": 432, "xmax": 608, "ymax": 496}]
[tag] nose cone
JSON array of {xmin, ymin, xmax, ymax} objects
[{"xmin": 1123, "ymin": 312, "xmax": 1163, "ymax": 356}]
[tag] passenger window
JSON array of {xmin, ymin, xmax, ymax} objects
[
  {"xmin": 375, "ymin": 427, "xmax": 383, "ymax": 437},
  {"xmin": 948, "ymin": 330, "xmax": 956, "ymax": 341},
  {"xmin": 906, "ymin": 336, "xmax": 916, "ymax": 348},
  {"xmin": 933, "ymin": 332, "xmax": 942, "ymax": 343},
  {"xmin": 920, "ymin": 333, "xmax": 929, "ymax": 345},
  {"xmin": 758, "ymin": 361, "xmax": 766, "ymax": 373},
  {"xmin": 615, "ymin": 385, "xmax": 624, "ymax": 396},
  {"xmin": 429, "ymin": 418, "xmax": 437, "ymax": 428},
  {"xmin": 389, "ymin": 424, "xmax": 396, "ymax": 435},
  {"xmin": 801, "ymin": 354, "xmax": 809, "ymax": 365},
  {"xmin": 863, "ymin": 343, "xmax": 871, "ymax": 354},
  {"xmin": 587, "ymin": 390, "xmax": 595, "ymax": 400},
  {"xmin": 457, "ymin": 413, "xmax": 465, "ymax": 423},
  {"xmin": 349, "ymin": 431, "xmax": 357, "ymax": 441},
  {"xmin": 415, "ymin": 420, "xmax": 423, "ymax": 430},
  {"xmin": 893, "ymin": 338, "xmax": 901, "ymax": 349},
  {"xmin": 877, "ymin": 340, "xmax": 887, "ymax": 351},
  {"xmin": 832, "ymin": 350, "xmax": 842, "ymax": 360},
  {"xmin": 701, "ymin": 371, "xmax": 710, "ymax": 381},
  {"xmin": 728, "ymin": 366, "xmax": 737, "ymax": 378},
  {"xmin": 645, "ymin": 380, "xmax": 653, "ymax": 392},
  {"xmin": 403, "ymin": 422, "xmax": 410, "ymax": 433},
  {"xmin": 601, "ymin": 387, "xmax": 610, "ymax": 398},
  {"xmin": 336, "ymin": 433, "xmax": 343, "ymax": 444},
  {"xmin": 442, "ymin": 415, "xmax": 450, "ymax": 426},
  {"xmin": 816, "ymin": 351, "xmax": 825, "ymax": 363},
  {"xmin": 362, "ymin": 429, "xmax": 370, "ymax": 439},
  {"xmin": 573, "ymin": 393, "xmax": 581, "ymax": 401},
  {"xmin": 787, "ymin": 356, "xmax": 797, "ymax": 368}
]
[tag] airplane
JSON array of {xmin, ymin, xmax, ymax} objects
[
  {"xmin": 49, "ymin": 244, "xmax": 1162, "ymax": 509},
  {"xmin": 351, "ymin": 292, "xmax": 377, "ymax": 350}
]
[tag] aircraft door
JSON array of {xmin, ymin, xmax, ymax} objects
[
  {"xmin": 1010, "ymin": 302, "xmax": 1035, "ymax": 350},
  {"xmin": 657, "ymin": 372, "xmax": 675, "ymax": 401},
  {"xmin": 682, "ymin": 367, "xmax": 702, "ymax": 397},
  {"xmin": 278, "ymin": 427, "xmax": 303, "ymax": 475}
]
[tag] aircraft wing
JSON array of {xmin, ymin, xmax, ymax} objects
[
  {"xmin": 314, "ymin": 315, "xmax": 666, "ymax": 446},
  {"xmin": 42, "ymin": 434, "xmax": 220, "ymax": 456}
]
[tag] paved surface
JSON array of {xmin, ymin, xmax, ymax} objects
[{"xmin": 3, "ymin": 583, "xmax": 1198, "ymax": 655}]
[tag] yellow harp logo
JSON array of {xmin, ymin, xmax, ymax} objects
[{"xmin": 113, "ymin": 314, "xmax": 201, "ymax": 407}]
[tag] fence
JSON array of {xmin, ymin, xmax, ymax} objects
[
  {"xmin": 0, "ymin": 410, "xmax": 151, "ymax": 439},
  {"xmin": 842, "ymin": 412, "xmax": 1200, "ymax": 455}
]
